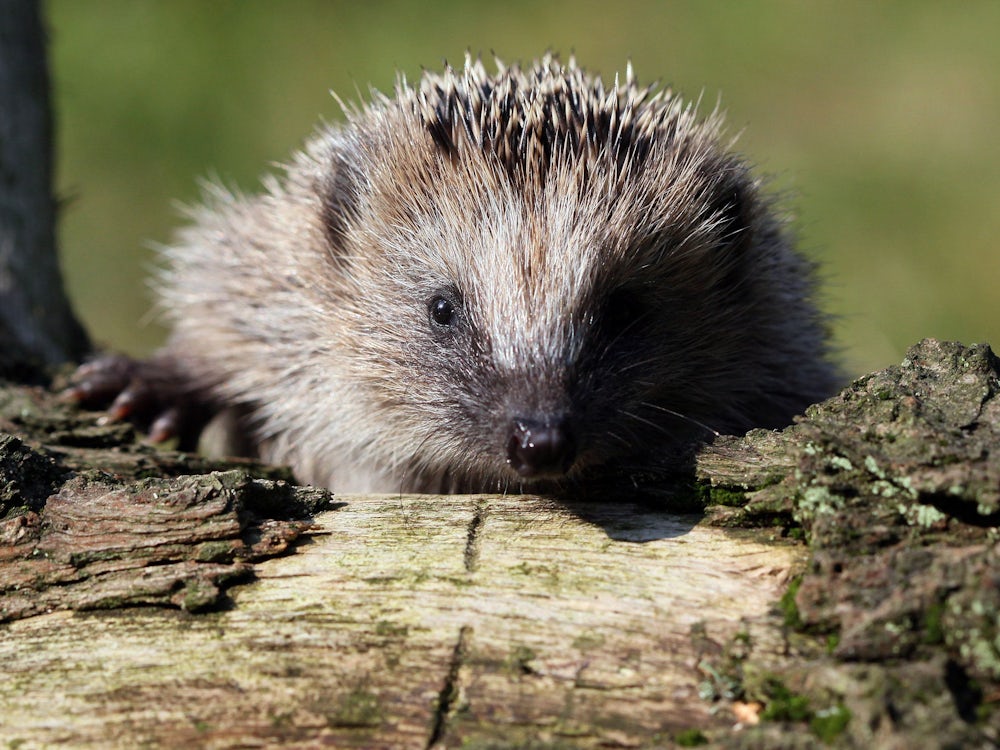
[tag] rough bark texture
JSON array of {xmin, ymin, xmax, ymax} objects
[
  {"xmin": 0, "ymin": 0, "xmax": 90, "ymax": 375},
  {"xmin": 695, "ymin": 338, "xmax": 1000, "ymax": 749},
  {"xmin": 0, "ymin": 382, "xmax": 330, "ymax": 624},
  {"xmin": 0, "ymin": 338, "xmax": 998, "ymax": 748}
]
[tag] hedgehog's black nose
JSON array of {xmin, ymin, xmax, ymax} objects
[{"xmin": 506, "ymin": 418, "xmax": 576, "ymax": 479}]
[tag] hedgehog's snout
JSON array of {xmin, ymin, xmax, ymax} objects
[{"xmin": 505, "ymin": 417, "xmax": 577, "ymax": 479}]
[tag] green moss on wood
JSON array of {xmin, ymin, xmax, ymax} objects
[
  {"xmin": 674, "ymin": 727, "xmax": 709, "ymax": 746},
  {"xmin": 759, "ymin": 678, "xmax": 811, "ymax": 723},
  {"xmin": 326, "ymin": 687, "xmax": 382, "ymax": 728},
  {"xmin": 810, "ymin": 704, "xmax": 851, "ymax": 743},
  {"xmin": 779, "ymin": 576, "xmax": 804, "ymax": 630}
]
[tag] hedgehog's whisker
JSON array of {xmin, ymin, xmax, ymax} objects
[{"xmin": 638, "ymin": 402, "xmax": 721, "ymax": 438}]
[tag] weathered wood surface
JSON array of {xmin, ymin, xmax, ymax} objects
[
  {"xmin": 0, "ymin": 495, "xmax": 801, "ymax": 748},
  {"xmin": 1, "ymin": 337, "xmax": 999, "ymax": 748}
]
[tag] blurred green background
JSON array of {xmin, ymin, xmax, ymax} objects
[{"xmin": 47, "ymin": 0, "xmax": 1000, "ymax": 377}]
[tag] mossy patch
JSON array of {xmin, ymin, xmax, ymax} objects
[
  {"xmin": 326, "ymin": 687, "xmax": 382, "ymax": 728},
  {"xmin": 195, "ymin": 540, "xmax": 237, "ymax": 563},
  {"xmin": 374, "ymin": 620, "xmax": 409, "ymax": 638},
  {"xmin": 810, "ymin": 704, "xmax": 851, "ymax": 743},
  {"xmin": 779, "ymin": 576, "xmax": 803, "ymax": 630},
  {"xmin": 759, "ymin": 678, "xmax": 811, "ymax": 723},
  {"xmin": 674, "ymin": 727, "xmax": 709, "ymax": 746},
  {"xmin": 503, "ymin": 645, "xmax": 537, "ymax": 676},
  {"xmin": 707, "ymin": 485, "xmax": 748, "ymax": 507},
  {"xmin": 571, "ymin": 632, "xmax": 605, "ymax": 651}
]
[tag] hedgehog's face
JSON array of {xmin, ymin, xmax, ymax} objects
[{"xmin": 329, "ymin": 116, "xmax": 759, "ymax": 490}]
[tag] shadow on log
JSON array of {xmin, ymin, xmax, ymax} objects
[{"xmin": 0, "ymin": 338, "xmax": 998, "ymax": 748}]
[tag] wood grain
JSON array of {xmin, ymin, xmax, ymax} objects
[{"xmin": 0, "ymin": 495, "xmax": 803, "ymax": 748}]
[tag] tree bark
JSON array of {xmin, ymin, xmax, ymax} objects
[
  {"xmin": 1, "ymin": 338, "xmax": 998, "ymax": 748},
  {"xmin": 0, "ymin": 0, "xmax": 90, "ymax": 375}
]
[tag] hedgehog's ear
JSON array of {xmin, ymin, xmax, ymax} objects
[
  {"xmin": 709, "ymin": 171, "xmax": 755, "ymax": 254},
  {"xmin": 702, "ymin": 166, "xmax": 758, "ymax": 293},
  {"xmin": 321, "ymin": 148, "xmax": 362, "ymax": 267}
]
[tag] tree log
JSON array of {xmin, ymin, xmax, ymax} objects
[
  {"xmin": 0, "ymin": 495, "xmax": 800, "ymax": 748},
  {"xmin": 1, "ymin": 337, "xmax": 998, "ymax": 748}
]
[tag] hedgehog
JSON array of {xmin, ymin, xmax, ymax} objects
[{"xmin": 70, "ymin": 55, "xmax": 840, "ymax": 493}]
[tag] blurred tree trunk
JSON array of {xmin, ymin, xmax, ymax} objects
[{"xmin": 0, "ymin": 0, "xmax": 90, "ymax": 373}]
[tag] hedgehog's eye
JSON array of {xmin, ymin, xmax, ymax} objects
[{"xmin": 429, "ymin": 296, "xmax": 456, "ymax": 327}]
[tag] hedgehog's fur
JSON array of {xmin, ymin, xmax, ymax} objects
[{"xmin": 154, "ymin": 54, "xmax": 839, "ymax": 492}]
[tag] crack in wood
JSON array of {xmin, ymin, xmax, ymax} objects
[
  {"xmin": 925, "ymin": 493, "xmax": 1000, "ymax": 527},
  {"xmin": 427, "ymin": 625, "xmax": 473, "ymax": 749},
  {"xmin": 463, "ymin": 501, "xmax": 486, "ymax": 572}
]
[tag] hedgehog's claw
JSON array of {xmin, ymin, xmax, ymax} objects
[{"xmin": 64, "ymin": 353, "xmax": 201, "ymax": 447}]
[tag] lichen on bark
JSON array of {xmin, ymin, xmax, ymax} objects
[
  {"xmin": 694, "ymin": 339, "xmax": 1000, "ymax": 748},
  {"xmin": 1, "ymin": 338, "xmax": 998, "ymax": 747}
]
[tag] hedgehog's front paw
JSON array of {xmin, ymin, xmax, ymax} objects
[{"xmin": 63, "ymin": 353, "xmax": 202, "ymax": 446}]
